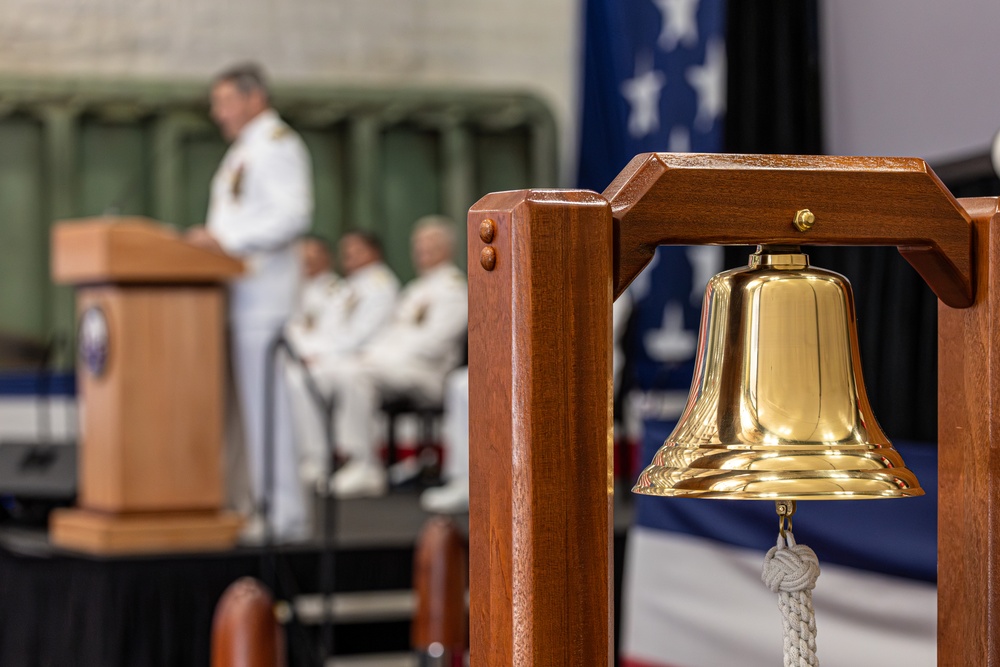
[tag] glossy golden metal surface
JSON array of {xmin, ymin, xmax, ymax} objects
[
  {"xmin": 793, "ymin": 209, "xmax": 816, "ymax": 232},
  {"xmin": 633, "ymin": 246, "xmax": 924, "ymax": 500}
]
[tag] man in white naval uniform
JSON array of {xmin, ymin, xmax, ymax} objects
[
  {"xmin": 314, "ymin": 216, "xmax": 468, "ymax": 498},
  {"xmin": 286, "ymin": 230, "xmax": 400, "ymax": 485},
  {"xmin": 317, "ymin": 231, "xmax": 400, "ymax": 360},
  {"xmin": 285, "ymin": 236, "xmax": 343, "ymax": 361},
  {"xmin": 187, "ymin": 64, "xmax": 312, "ymax": 542}
]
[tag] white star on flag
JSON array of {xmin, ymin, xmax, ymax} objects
[
  {"xmin": 652, "ymin": 0, "xmax": 701, "ymax": 52},
  {"xmin": 686, "ymin": 37, "xmax": 726, "ymax": 131},
  {"xmin": 621, "ymin": 53, "xmax": 667, "ymax": 139},
  {"xmin": 668, "ymin": 125, "xmax": 691, "ymax": 152}
]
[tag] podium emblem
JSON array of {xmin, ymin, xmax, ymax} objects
[{"xmin": 79, "ymin": 306, "xmax": 109, "ymax": 377}]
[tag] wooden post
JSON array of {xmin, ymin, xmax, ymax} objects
[
  {"xmin": 412, "ymin": 516, "xmax": 469, "ymax": 664},
  {"xmin": 211, "ymin": 577, "xmax": 286, "ymax": 667},
  {"xmin": 938, "ymin": 196, "xmax": 1000, "ymax": 665},
  {"xmin": 468, "ymin": 190, "xmax": 613, "ymax": 666}
]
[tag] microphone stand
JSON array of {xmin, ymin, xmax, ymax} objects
[{"xmin": 264, "ymin": 332, "xmax": 337, "ymax": 664}]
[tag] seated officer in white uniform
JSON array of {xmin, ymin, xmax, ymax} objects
[
  {"xmin": 285, "ymin": 235, "xmax": 343, "ymax": 361},
  {"xmin": 313, "ymin": 216, "xmax": 468, "ymax": 498},
  {"xmin": 186, "ymin": 63, "xmax": 312, "ymax": 542},
  {"xmin": 317, "ymin": 231, "xmax": 400, "ymax": 360},
  {"xmin": 286, "ymin": 230, "xmax": 400, "ymax": 485}
]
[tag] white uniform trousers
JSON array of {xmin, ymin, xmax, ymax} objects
[
  {"xmin": 232, "ymin": 319, "xmax": 310, "ymax": 539},
  {"xmin": 316, "ymin": 357, "xmax": 444, "ymax": 467},
  {"xmin": 442, "ymin": 367, "xmax": 469, "ymax": 483}
]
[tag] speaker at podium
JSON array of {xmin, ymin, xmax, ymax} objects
[{"xmin": 48, "ymin": 217, "xmax": 244, "ymax": 555}]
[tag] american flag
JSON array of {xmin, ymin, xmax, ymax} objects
[
  {"xmin": 577, "ymin": 0, "xmax": 726, "ymax": 193},
  {"xmin": 577, "ymin": 0, "xmax": 726, "ymax": 418},
  {"xmin": 577, "ymin": 3, "xmax": 938, "ymax": 665}
]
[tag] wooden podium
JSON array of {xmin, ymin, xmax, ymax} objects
[{"xmin": 49, "ymin": 218, "xmax": 244, "ymax": 555}]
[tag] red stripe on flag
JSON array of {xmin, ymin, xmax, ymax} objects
[{"xmin": 620, "ymin": 657, "xmax": 680, "ymax": 667}]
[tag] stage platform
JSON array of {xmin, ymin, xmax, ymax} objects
[{"xmin": 0, "ymin": 487, "xmax": 634, "ymax": 667}]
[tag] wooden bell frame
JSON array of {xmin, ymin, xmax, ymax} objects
[{"xmin": 467, "ymin": 153, "xmax": 990, "ymax": 665}]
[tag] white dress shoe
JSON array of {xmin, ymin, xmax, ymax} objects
[
  {"xmin": 329, "ymin": 461, "xmax": 388, "ymax": 499},
  {"xmin": 420, "ymin": 478, "xmax": 469, "ymax": 514},
  {"xmin": 300, "ymin": 460, "xmax": 332, "ymax": 494},
  {"xmin": 388, "ymin": 456, "xmax": 422, "ymax": 486},
  {"xmin": 299, "ymin": 460, "xmax": 324, "ymax": 485}
]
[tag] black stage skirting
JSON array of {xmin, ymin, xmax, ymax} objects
[
  {"xmin": 0, "ymin": 526, "xmax": 415, "ymax": 666},
  {"xmin": 0, "ymin": 540, "xmax": 261, "ymax": 666},
  {"xmin": 0, "ymin": 491, "xmax": 629, "ymax": 667}
]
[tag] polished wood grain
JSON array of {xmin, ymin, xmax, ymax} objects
[
  {"xmin": 50, "ymin": 508, "xmax": 242, "ymax": 555},
  {"xmin": 211, "ymin": 577, "xmax": 286, "ymax": 667},
  {"xmin": 468, "ymin": 190, "xmax": 614, "ymax": 666},
  {"xmin": 52, "ymin": 217, "xmax": 243, "ymax": 284},
  {"xmin": 75, "ymin": 286, "xmax": 227, "ymax": 511},
  {"xmin": 605, "ymin": 153, "xmax": 974, "ymax": 307},
  {"xmin": 938, "ymin": 196, "xmax": 1000, "ymax": 666},
  {"xmin": 50, "ymin": 219, "xmax": 240, "ymax": 554},
  {"xmin": 412, "ymin": 516, "xmax": 468, "ymax": 655},
  {"xmin": 469, "ymin": 157, "xmax": 982, "ymax": 667}
]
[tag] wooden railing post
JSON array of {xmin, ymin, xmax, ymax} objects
[
  {"xmin": 468, "ymin": 190, "xmax": 614, "ymax": 666},
  {"xmin": 412, "ymin": 516, "xmax": 469, "ymax": 666},
  {"xmin": 211, "ymin": 577, "xmax": 285, "ymax": 667},
  {"xmin": 938, "ymin": 197, "xmax": 1000, "ymax": 665}
]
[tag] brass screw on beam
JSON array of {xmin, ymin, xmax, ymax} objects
[{"xmin": 793, "ymin": 209, "xmax": 816, "ymax": 232}]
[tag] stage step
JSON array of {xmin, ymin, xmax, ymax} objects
[
  {"xmin": 327, "ymin": 653, "xmax": 418, "ymax": 667},
  {"xmin": 295, "ymin": 590, "xmax": 415, "ymax": 624}
]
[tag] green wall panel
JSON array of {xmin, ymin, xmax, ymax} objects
[
  {"xmin": 301, "ymin": 127, "xmax": 348, "ymax": 244},
  {"xmin": 0, "ymin": 80, "xmax": 558, "ymax": 356},
  {"xmin": 79, "ymin": 119, "xmax": 149, "ymax": 217},
  {"xmin": 180, "ymin": 131, "xmax": 227, "ymax": 229},
  {"xmin": 475, "ymin": 128, "xmax": 532, "ymax": 195},
  {"xmin": 380, "ymin": 126, "xmax": 443, "ymax": 282},
  {"xmin": 0, "ymin": 117, "xmax": 46, "ymax": 336}
]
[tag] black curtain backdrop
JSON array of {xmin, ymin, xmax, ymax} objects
[
  {"xmin": 725, "ymin": 0, "xmax": 823, "ymax": 155},
  {"xmin": 723, "ymin": 0, "xmax": 942, "ymax": 441}
]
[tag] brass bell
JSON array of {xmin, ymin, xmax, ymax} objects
[{"xmin": 633, "ymin": 245, "xmax": 923, "ymax": 500}]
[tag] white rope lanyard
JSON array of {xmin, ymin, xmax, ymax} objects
[{"xmin": 761, "ymin": 501, "xmax": 821, "ymax": 667}]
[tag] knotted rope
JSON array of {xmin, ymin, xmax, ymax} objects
[{"xmin": 762, "ymin": 528, "xmax": 821, "ymax": 667}]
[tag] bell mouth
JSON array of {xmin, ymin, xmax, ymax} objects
[
  {"xmin": 631, "ymin": 244, "xmax": 924, "ymax": 502},
  {"xmin": 632, "ymin": 442, "xmax": 925, "ymax": 500}
]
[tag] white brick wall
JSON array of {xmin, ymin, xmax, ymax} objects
[{"xmin": 0, "ymin": 0, "xmax": 581, "ymax": 181}]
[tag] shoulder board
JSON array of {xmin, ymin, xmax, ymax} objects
[
  {"xmin": 271, "ymin": 125, "xmax": 291, "ymax": 140},
  {"xmin": 374, "ymin": 266, "xmax": 396, "ymax": 284}
]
